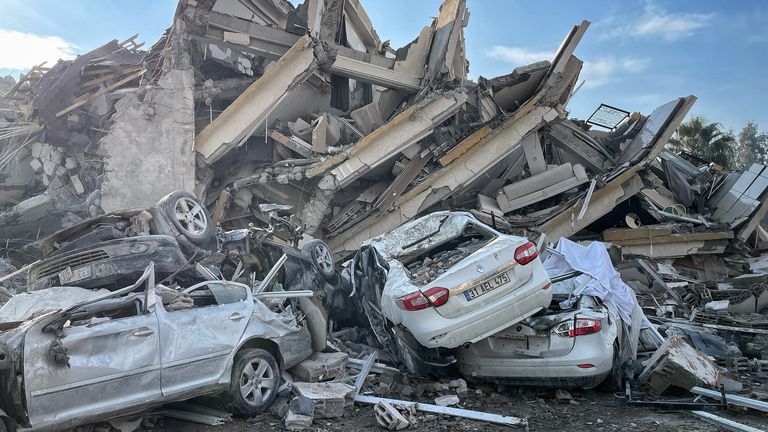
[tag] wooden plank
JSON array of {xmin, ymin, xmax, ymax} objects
[
  {"xmin": 609, "ymin": 231, "xmax": 734, "ymax": 246},
  {"xmin": 119, "ymin": 34, "xmax": 140, "ymax": 46},
  {"xmin": 56, "ymin": 69, "xmax": 146, "ymax": 117},
  {"xmin": 269, "ymin": 130, "xmax": 312, "ymax": 158},
  {"xmin": 374, "ymin": 151, "xmax": 431, "ymax": 211},
  {"xmin": 80, "ymin": 65, "xmax": 143, "ymax": 88},
  {"xmin": 82, "ymin": 67, "xmax": 118, "ymax": 77},
  {"xmin": 211, "ymin": 190, "xmax": 231, "ymax": 225},
  {"xmin": 603, "ymin": 226, "xmax": 673, "ymax": 241}
]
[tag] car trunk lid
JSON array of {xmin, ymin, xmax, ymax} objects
[
  {"xmin": 421, "ymin": 238, "xmax": 534, "ymax": 319},
  {"xmin": 486, "ymin": 315, "xmax": 576, "ymax": 358}
]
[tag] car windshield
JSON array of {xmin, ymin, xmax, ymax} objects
[{"xmin": 368, "ymin": 213, "xmax": 496, "ymax": 259}]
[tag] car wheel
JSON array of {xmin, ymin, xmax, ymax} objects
[
  {"xmin": 225, "ymin": 348, "xmax": 280, "ymax": 416},
  {"xmin": 157, "ymin": 191, "xmax": 215, "ymax": 245},
  {"xmin": 302, "ymin": 239, "xmax": 335, "ymax": 282}
]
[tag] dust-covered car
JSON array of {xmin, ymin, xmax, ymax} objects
[
  {"xmin": 0, "ymin": 263, "xmax": 318, "ymax": 432},
  {"xmin": 27, "ymin": 191, "xmax": 216, "ymax": 291},
  {"xmin": 26, "ymin": 193, "xmax": 336, "ymax": 295},
  {"xmin": 457, "ymin": 239, "xmax": 662, "ymax": 389},
  {"xmin": 340, "ymin": 211, "xmax": 552, "ymax": 374}
]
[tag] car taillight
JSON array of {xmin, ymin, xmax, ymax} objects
[
  {"xmin": 554, "ymin": 318, "xmax": 602, "ymax": 338},
  {"xmin": 396, "ymin": 287, "xmax": 450, "ymax": 311},
  {"xmin": 514, "ymin": 242, "xmax": 538, "ymax": 265}
]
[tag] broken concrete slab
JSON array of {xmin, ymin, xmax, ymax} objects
[
  {"xmin": 285, "ymin": 395, "xmax": 315, "ymax": 431},
  {"xmin": 195, "ymin": 36, "xmax": 323, "ymax": 164},
  {"xmin": 374, "ymin": 400, "xmax": 411, "ymax": 430},
  {"xmin": 496, "ymin": 162, "xmax": 588, "ymax": 213},
  {"xmin": 292, "ymin": 382, "xmax": 354, "ymax": 418},
  {"xmin": 289, "ymin": 352, "xmax": 348, "ymax": 382},
  {"xmin": 639, "ymin": 335, "xmax": 721, "ymax": 394}
]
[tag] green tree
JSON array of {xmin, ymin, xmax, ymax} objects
[
  {"xmin": 667, "ymin": 116, "xmax": 736, "ymax": 168},
  {"xmin": 735, "ymin": 122, "xmax": 768, "ymax": 168}
]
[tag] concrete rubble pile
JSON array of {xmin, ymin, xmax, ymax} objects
[{"xmin": 3, "ymin": 0, "xmax": 768, "ymax": 431}]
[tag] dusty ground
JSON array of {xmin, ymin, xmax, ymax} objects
[{"xmin": 151, "ymin": 386, "xmax": 768, "ymax": 432}]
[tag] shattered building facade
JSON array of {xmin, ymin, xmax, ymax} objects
[
  {"xmin": 2, "ymin": 1, "xmax": 768, "ymax": 430},
  {"xmin": 6, "ymin": 0, "xmax": 766, "ymax": 263}
]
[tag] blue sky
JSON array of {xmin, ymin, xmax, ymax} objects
[{"xmin": 0, "ymin": 0, "xmax": 765, "ymax": 132}]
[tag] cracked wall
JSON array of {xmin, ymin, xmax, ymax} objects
[{"xmin": 99, "ymin": 21, "xmax": 196, "ymax": 212}]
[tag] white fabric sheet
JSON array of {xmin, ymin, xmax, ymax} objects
[{"xmin": 543, "ymin": 238, "xmax": 651, "ymax": 328}]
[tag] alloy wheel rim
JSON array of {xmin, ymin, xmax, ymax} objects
[
  {"xmin": 239, "ymin": 357, "xmax": 276, "ymax": 406},
  {"xmin": 174, "ymin": 197, "xmax": 208, "ymax": 235},
  {"xmin": 314, "ymin": 243, "xmax": 334, "ymax": 273}
]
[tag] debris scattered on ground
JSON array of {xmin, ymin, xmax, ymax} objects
[
  {"xmin": 285, "ymin": 396, "xmax": 315, "ymax": 431},
  {"xmin": 434, "ymin": 394, "xmax": 460, "ymax": 407},
  {"xmin": 2, "ymin": 0, "xmax": 768, "ymax": 431}
]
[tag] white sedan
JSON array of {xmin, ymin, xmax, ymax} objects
[
  {"xmin": 456, "ymin": 239, "xmax": 662, "ymax": 388},
  {"xmin": 355, "ymin": 211, "xmax": 552, "ymax": 373},
  {"xmin": 456, "ymin": 272, "xmax": 622, "ymax": 388}
]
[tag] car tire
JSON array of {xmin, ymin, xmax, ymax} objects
[
  {"xmin": 225, "ymin": 348, "xmax": 280, "ymax": 417},
  {"xmin": 156, "ymin": 191, "xmax": 216, "ymax": 246},
  {"xmin": 606, "ymin": 342, "xmax": 624, "ymax": 392},
  {"xmin": 302, "ymin": 239, "xmax": 335, "ymax": 282}
]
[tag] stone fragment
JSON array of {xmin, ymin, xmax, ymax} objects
[
  {"xmin": 29, "ymin": 158, "xmax": 43, "ymax": 173},
  {"xmin": 285, "ymin": 396, "xmax": 314, "ymax": 431},
  {"xmin": 71, "ymin": 175, "xmax": 85, "ymax": 195},
  {"xmin": 434, "ymin": 395, "xmax": 460, "ymax": 407}
]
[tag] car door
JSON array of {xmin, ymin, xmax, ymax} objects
[
  {"xmin": 156, "ymin": 281, "xmax": 254, "ymax": 397},
  {"xmin": 22, "ymin": 284, "xmax": 161, "ymax": 429}
]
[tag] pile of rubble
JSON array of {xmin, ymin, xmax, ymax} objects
[{"xmin": 2, "ymin": 0, "xmax": 768, "ymax": 431}]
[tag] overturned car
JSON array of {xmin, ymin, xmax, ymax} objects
[
  {"xmin": 335, "ymin": 211, "xmax": 552, "ymax": 374},
  {"xmin": 26, "ymin": 191, "xmax": 336, "ymax": 295},
  {"xmin": 0, "ymin": 263, "xmax": 320, "ymax": 431}
]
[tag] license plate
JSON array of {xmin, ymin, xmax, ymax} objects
[
  {"xmin": 463, "ymin": 270, "xmax": 512, "ymax": 301},
  {"xmin": 59, "ymin": 266, "xmax": 92, "ymax": 284}
]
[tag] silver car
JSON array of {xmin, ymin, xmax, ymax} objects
[
  {"xmin": 456, "ymin": 272, "xmax": 660, "ymax": 389},
  {"xmin": 0, "ymin": 263, "xmax": 316, "ymax": 432}
]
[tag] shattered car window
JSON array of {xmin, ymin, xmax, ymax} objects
[
  {"xmin": 67, "ymin": 293, "xmax": 145, "ymax": 327},
  {"xmin": 208, "ymin": 282, "xmax": 248, "ymax": 305}
]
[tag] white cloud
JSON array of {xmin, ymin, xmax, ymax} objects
[
  {"xmin": 600, "ymin": 3, "xmax": 713, "ymax": 42},
  {"xmin": 0, "ymin": 29, "xmax": 76, "ymax": 70},
  {"xmin": 581, "ymin": 56, "xmax": 650, "ymax": 88},
  {"xmin": 487, "ymin": 44, "xmax": 649, "ymax": 89},
  {"xmin": 486, "ymin": 46, "xmax": 552, "ymax": 65}
]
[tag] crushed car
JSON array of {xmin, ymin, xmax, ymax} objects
[
  {"xmin": 27, "ymin": 192, "xmax": 336, "ymax": 296},
  {"xmin": 457, "ymin": 239, "xmax": 663, "ymax": 389},
  {"xmin": 0, "ymin": 262, "xmax": 320, "ymax": 431},
  {"xmin": 27, "ymin": 191, "xmax": 217, "ymax": 291},
  {"xmin": 334, "ymin": 211, "xmax": 553, "ymax": 374}
]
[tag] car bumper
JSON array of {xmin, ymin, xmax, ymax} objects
[
  {"xmin": 28, "ymin": 235, "xmax": 187, "ymax": 290},
  {"xmin": 456, "ymin": 332, "xmax": 614, "ymax": 389},
  {"xmin": 401, "ymin": 269, "xmax": 552, "ymax": 349}
]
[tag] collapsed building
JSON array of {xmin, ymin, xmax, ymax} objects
[
  {"xmin": 2, "ymin": 0, "xmax": 768, "ymax": 430},
  {"xmin": 2, "ymin": 0, "xmax": 765, "ymax": 265}
]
